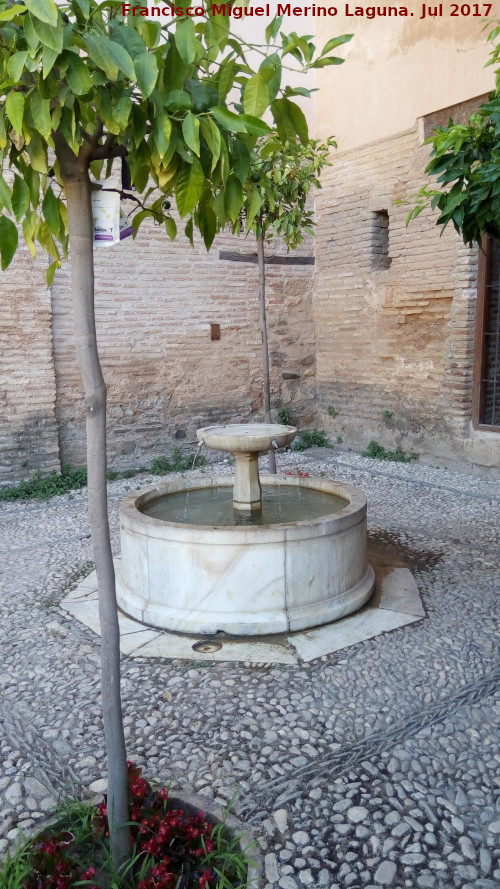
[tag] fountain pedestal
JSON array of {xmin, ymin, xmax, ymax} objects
[{"xmin": 233, "ymin": 452, "xmax": 261, "ymax": 511}]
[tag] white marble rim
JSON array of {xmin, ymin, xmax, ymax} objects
[
  {"xmin": 119, "ymin": 476, "xmax": 366, "ymax": 540},
  {"xmin": 196, "ymin": 423, "xmax": 297, "ymax": 452}
]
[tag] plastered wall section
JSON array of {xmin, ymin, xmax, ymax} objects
[
  {"xmin": 50, "ymin": 222, "xmax": 316, "ymax": 471},
  {"xmin": 314, "ymin": 2, "xmax": 493, "ymax": 150},
  {"xmin": 0, "ymin": 242, "xmax": 61, "ymax": 482},
  {"xmin": 313, "ymin": 123, "xmax": 499, "ymax": 466}
]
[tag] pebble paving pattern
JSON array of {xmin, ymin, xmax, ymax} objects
[{"xmin": 0, "ymin": 450, "xmax": 499, "ymax": 889}]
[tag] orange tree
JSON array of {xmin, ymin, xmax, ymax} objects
[{"xmin": 0, "ymin": 0, "xmax": 350, "ymax": 869}]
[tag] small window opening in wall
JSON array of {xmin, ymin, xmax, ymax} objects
[
  {"xmin": 372, "ymin": 210, "xmax": 391, "ymax": 270},
  {"xmin": 210, "ymin": 323, "xmax": 221, "ymax": 341}
]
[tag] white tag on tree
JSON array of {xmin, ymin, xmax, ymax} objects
[{"xmin": 91, "ymin": 190, "xmax": 120, "ymax": 246}]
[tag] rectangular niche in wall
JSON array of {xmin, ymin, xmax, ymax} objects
[{"xmin": 372, "ymin": 210, "xmax": 391, "ymax": 270}]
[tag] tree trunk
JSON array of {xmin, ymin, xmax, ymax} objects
[
  {"xmin": 257, "ymin": 231, "xmax": 276, "ymax": 474},
  {"xmin": 59, "ymin": 150, "xmax": 131, "ymax": 868}
]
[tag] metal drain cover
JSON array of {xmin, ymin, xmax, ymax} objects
[{"xmin": 192, "ymin": 640, "xmax": 223, "ymax": 653}]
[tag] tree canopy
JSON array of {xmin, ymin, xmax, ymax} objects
[{"xmin": 0, "ymin": 0, "xmax": 351, "ymax": 273}]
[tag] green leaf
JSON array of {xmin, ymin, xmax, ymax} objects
[
  {"xmin": 139, "ymin": 20, "xmax": 161, "ymax": 50},
  {"xmin": 243, "ymin": 71, "xmax": 270, "ymax": 118},
  {"xmin": 131, "ymin": 104, "xmax": 147, "ymax": 147},
  {"xmin": 85, "ymin": 34, "xmax": 135, "ymax": 81},
  {"xmin": 30, "ymin": 92, "xmax": 52, "ymax": 140},
  {"xmin": 37, "ymin": 220, "xmax": 59, "ymax": 260},
  {"xmin": 22, "ymin": 210, "xmax": 37, "ymax": 257},
  {"xmin": 0, "ymin": 5, "xmax": 27, "ymax": 21},
  {"xmin": 128, "ymin": 141, "xmax": 150, "ymax": 192},
  {"xmin": 259, "ymin": 55, "xmax": 281, "ymax": 105},
  {"xmin": 24, "ymin": 168, "xmax": 40, "ymax": 206},
  {"xmin": 166, "ymin": 90, "xmax": 191, "ymax": 110},
  {"xmin": 309, "ymin": 56, "xmax": 345, "ymax": 68},
  {"xmin": 112, "ymin": 96, "xmax": 132, "ymax": 129},
  {"xmin": 12, "ymin": 175, "xmax": 30, "ymax": 222},
  {"xmin": 175, "ymin": 158, "xmax": 204, "ymax": 217},
  {"xmin": 239, "ymin": 114, "xmax": 272, "ymax": 137},
  {"xmin": 211, "ymin": 106, "xmax": 247, "ymax": 133},
  {"xmin": 132, "ymin": 209, "xmax": 155, "ymax": 237},
  {"xmin": 31, "ymin": 16, "xmax": 63, "ymax": 53},
  {"xmin": 284, "ymin": 99, "xmax": 309, "ymax": 144},
  {"xmin": 0, "ymin": 177, "xmax": 13, "ymax": 214},
  {"xmin": 182, "ymin": 112, "xmax": 200, "ymax": 156},
  {"xmin": 184, "ymin": 215, "xmax": 194, "ymax": 246},
  {"xmin": 58, "ymin": 199, "xmax": 68, "ymax": 236},
  {"xmin": 225, "ymin": 175, "xmax": 243, "ymax": 223},
  {"xmin": 218, "ymin": 59, "xmax": 236, "ymax": 103},
  {"xmin": 66, "ymin": 55, "xmax": 91, "ymax": 94},
  {"xmin": 0, "ymin": 112, "xmax": 6, "ymax": 149},
  {"xmin": 320, "ymin": 33, "xmax": 352, "ymax": 56},
  {"xmin": 6, "ymin": 92, "xmax": 25, "ymax": 135},
  {"xmin": 200, "ymin": 117, "xmax": 221, "ymax": 172},
  {"xmin": 42, "ymin": 186, "xmax": 60, "ymax": 238},
  {"xmin": 265, "ymin": 15, "xmax": 283, "ymax": 44},
  {"xmin": 23, "ymin": 13, "xmax": 39, "ymax": 51},
  {"xmin": 26, "ymin": 130, "xmax": 48, "ymax": 173},
  {"xmin": 74, "ymin": 0, "xmax": 90, "ymax": 19},
  {"xmin": 134, "ymin": 52, "xmax": 158, "ymax": 98},
  {"xmin": 42, "ymin": 45, "xmax": 59, "ymax": 78},
  {"xmin": 175, "ymin": 18, "xmax": 197, "ymax": 65},
  {"xmin": 24, "ymin": 0, "xmax": 58, "ymax": 26},
  {"xmin": 165, "ymin": 217, "xmax": 177, "ymax": 240},
  {"xmin": 7, "ymin": 51, "xmax": 28, "ymax": 82},
  {"xmin": 245, "ymin": 186, "xmax": 263, "ymax": 230},
  {"xmin": 110, "ymin": 21, "xmax": 147, "ymax": 58},
  {"xmin": 231, "ymin": 140, "xmax": 250, "ymax": 184},
  {"xmin": 198, "ymin": 202, "xmax": 216, "ymax": 250},
  {"xmin": 46, "ymin": 259, "xmax": 60, "ymax": 287},
  {"xmin": 0, "ymin": 216, "xmax": 18, "ymax": 270},
  {"xmin": 154, "ymin": 113, "xmax": 172, "ymax": 159}
]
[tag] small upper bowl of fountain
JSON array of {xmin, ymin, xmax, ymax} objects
[{"xmin": 197, "ymin": 423, "xmax": 297, "ymax": 454}]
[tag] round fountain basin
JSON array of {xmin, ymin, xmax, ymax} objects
[
  {"xmin": 116, "ymin": 476, "xmax": 375, "ymax": 636},
  {"xmin": 196, "ymin": 423, "xmax": 297, "ymax": 453}
]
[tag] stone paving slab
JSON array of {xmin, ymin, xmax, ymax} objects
[
  {"xmin": 0, "ymin": 450, "xmax": 499, "ymax": 889},
  {"xmin": 60, "ymin": 558, "xmax": 424, "ymax": 665}
]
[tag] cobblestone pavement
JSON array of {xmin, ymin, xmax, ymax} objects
[{"xmin": 0, "ymin": 450, "xmax": 499, "ymax": 889}]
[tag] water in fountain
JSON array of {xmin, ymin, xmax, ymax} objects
[{"xmin": 141, "ymin": 484, "xmax": 347, "ymax": 527}]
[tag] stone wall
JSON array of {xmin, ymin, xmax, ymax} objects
[
  {"xmin": 49, "ymin": 220, "xmax": 316, "ymax": 472},
  {"xmin": 314, "ymin": 123, "xmax": 499, "ymax": 467},
  {"xmin": 0, "ymin": 243, "xmax": 60, "ymax": 483}
]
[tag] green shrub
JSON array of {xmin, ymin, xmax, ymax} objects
[
  {"xmin": 293, "ymin": 430, "xmax": 330, "ymax": 451},
  {"xmin": 150, "ymin": 447, "xmax": 205, "ymax": 475},
  {"xmin": 0, "ymin": 449, "xmax": 205, "ymax": 503},
  {"xmin": 0, "ymin": 465, "xmax": 88, "ymax": 502},
  {"xmin": 327, "ymin": 406, "xmax": 339, "ymax": 418},
  {"xmin": 277, "ymin": 405, "xmax": 293, "ymax": 425},
  {"xmin": 361, "ymin": 440, "xmax": 417, "ymax": 463}
]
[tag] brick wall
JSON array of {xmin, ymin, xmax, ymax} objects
[
  {"xmin": 314, "ymin": 123, "xmax": 499, "ymax": 466},
  {"xmin": 50, "ymin": 220, "xmax": 316, "ymax": 471},
  {"xmin": 0, "ymin": 243, "xmax": 60, "ymax": 483}
]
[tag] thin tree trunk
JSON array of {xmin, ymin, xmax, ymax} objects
[
  {"xmin": 59, "ymin": 150, "xmax": 131, "ymax": 868},
  {"xmin": 257, "ymin": 230, "xmax": 276, "ymax": 474}
]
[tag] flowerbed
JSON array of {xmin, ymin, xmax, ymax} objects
[{"xmin": 3, "ymin": 764, "xmax": 250, "ymax": 889}]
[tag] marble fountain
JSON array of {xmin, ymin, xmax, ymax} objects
[{"xmin": 115, "ymin": 424, "xmax": 376, "ymax": 636}]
